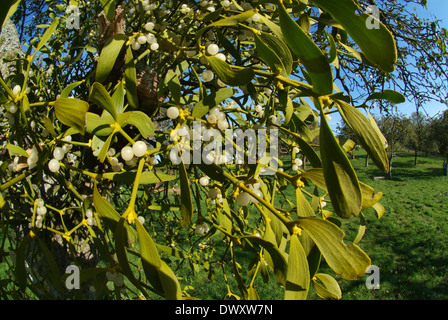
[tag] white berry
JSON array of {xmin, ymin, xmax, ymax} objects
[
  {"xmin": 48, "ymin": 159, "xmax": 60, "ymax": 173},
  {"xmin": 167, "ymin": 106, "xmax": 180, "ymax": 119},
  {"xmin": 121, "ymin": 146, "xmax": 134, "ymax": 162},
  {"xmin": 201, "ymin": 70, "xmax": 214, "ymax": 82},
  {"xmin": 237, "ymin": 192, "xmax": 251, "ymax": 206},
  {"xmin": 199, "ymin": 176, "xmax": 210, "ymax": 186},
  {"xmin": 207, "ymin": 43, "xmax": 219, "ymax": 56},
  {"xmin": 8, "ymin": 103, "xmax": 18, "ymax": 114},
  {"xmin": 53, "ymin": 147, "xmax": 65, "ymax": 161},
  {"xmin": 133, "ymin": 141, "xmax": 147, "ymax": 158}
]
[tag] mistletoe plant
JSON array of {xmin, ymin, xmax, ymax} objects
[{"xmin": 0, "ymin": 0, "xmax": 401, "ymax": 300}]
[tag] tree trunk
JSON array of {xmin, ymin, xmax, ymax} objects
[{"xmin": 414, "ymin": 149, "xmax": 418, "ymax": 166}]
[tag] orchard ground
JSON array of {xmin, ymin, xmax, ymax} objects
[{"xmin": 1, "ymin": 148, "xmax": 447, "ymax": 300}]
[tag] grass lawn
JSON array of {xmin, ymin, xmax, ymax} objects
[{"xmin": 329, "ymin": 149, "xmax": 448, "ymax": 300}]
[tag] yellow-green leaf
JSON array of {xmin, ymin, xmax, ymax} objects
[
  {"xmin": 103, "ymin": 171, "xmax": 176, "ymax": 185},
  {"xmin": 312, "ymin": 273, "xmax": 342, "ymax": 300},
  {"xmin": 278, "ymin": 2, "xmax": 333, "ymax": 95},
  {"xmin": 205, "ymin": 56, "xmax": 254, "ymax": 86},
  {"xmin": 336, "ymin": 100, "xmax": 389, "ymax": 173},
  {"xmin": 89, "ymin": 82, "xmax": 117, "ymax": 120},
  {"xmin": 54, "ymin": 98, "xmax": 89, "ymax": 135},
  {"xmin": 298, "ymin": 217, "xmax": 371, "ymax": 280},
  {"xmin": 124, "ymin": 45, "xmax": 139, "ymax": 109},
  {"xmin": 312, "ymin": 0, "xmax": 397, "ymax": 72},
  {"xmin": 179, "ymin": 162, "xmax": 193, "ymax": 228},
  {"xmin": 96, "ymin": 34, "xmax": 127, "ymax": 83},
  {"xmin": 285, "ymin": 234, "xmax": 310, "ymax": 300},
  {"xmin": 319, "ymin": 111, "xmax": 362, "ymax": 218},
  {"xmin": 35, "ymin": 17, "xmax": 59, "ymax": 54},
  {"xmin": 135, "ymin": 218, "xmax": 162, "ymax": 269}
]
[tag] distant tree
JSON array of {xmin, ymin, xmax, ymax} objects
[
  {"xmin": 431, "ymin": 110, "xmax": 448, "ymax": 156},
  {"xmin": 376, "ymin": 111, "xmax": 410, "ymax": 179}
]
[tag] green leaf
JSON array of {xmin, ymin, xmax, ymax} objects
[
  {"xmin": 179, "ymin": 162, "xmax": 193, "ymax": 228},
  {"xmin": 312, "ymin": 273, "xmax": 342, "ymax": 300},
  {"xmin": 157, "ymin": 260, "xmax": 183, "ymax": 300},
  {"xmin": 165, "ymin": 69, "xmax": 181, "ymax": 105},
  {"xmin": 97, "ymin": 131, "xmax": 115, "ymax": 163},
  {"xmin": 114, "ymin": 218, "xmax": 146, "ymax": 296},
  {"xmin": 312, "ymin": 0, "xmax": 397, "ymax": 72},
  {"xmin": 278, "ymin": 3, "xmax": 333, "ymax": 95},
  {"xmin": 285, "ymin": 234, "xmax": 310, "ymax": 300},
  {"xmin": 35, "ymin": 17, "xmax": 59, "ymax": 54},
  {"xmin": 6, "ymin": 143, "xmax": 29, "ymax": 158},
  {"xmin": 89, "ymin": 82, "xmax": 117, "ymax": 120},
  {"xmin": 102, "ymin": 171, "xmax": 176, "ymax": 185},
  {"xmin": 336, "ymin": 100, "xmax": 389, "ymax": 173},
  {"xmin": 1, "ymin": 0, "xmax": 21, "ymax": 29},
  {"xmin": 86, "ymin": 112, "xmax": 114, "ymax": 136},
  {"xmin": 258, "ymin": 32, "xmax": 293, "ymax": 76},
  {"xmin": 300, "ymin": 168, "xmax": 327, "ymax": 191},
  {"xmin": 124, "ymin": 45, "xmax": 139, "ymax": 109},
  {"xmin": 112, "ymin": 81, "xmax": 125, "ymax": 114},
  {"xmin": 95, "ymin": 34, "xmax": 127, "ymax": 83},
  {"xmin": 121, "ymin": 111, "xmax": 154, "ymax": 139},
  {"xmin": 192, "ymin": 87, "xmax": 234, "ymax": 119},
  {"xmin": 15, "ymin": 234, "xmax": 32, "ymax": 290},
  {"xmin": 205, "ymin": 56, "xmax": 254, "ymax": 86},
  {"xmin": 135, "ymin": 218, "xmax": 162, "ymax": 269},
  {"xmin": 197, "ymin": 9, "xmax": 257, "ymax": 39},
  {"xmin": 100, "ymin": 0, "xmax": 117, "ymax": 21},
  {"xmin": 93, "ymin": 183, "xmax": 137, "ymax": 243},
  {"xmin": 296, "ymin": 187, "xmax": 315, "ymax": 218},
  {"xmin": 242, "ymin": 235, "xmax": 287, "ymax": 284},
  {"xmin": 54, "ymin": 98, "xmax": 89, "ymax": 135},
  {"xmin": 298, "ymin": 217, "xmax": 371, "ymax": 280},
  {"xmin": 319, "ymin": 111, "xmax": 362, "ymax": 218},
  {"xmin": 359, "ymin": 181, "xmax": 383, "ymax": 210},
  {"xmin": 60, "ymin": 80, "xmax": 84, "ymax": 98},
  {"xmin": 365, "ymin": 89, "xmax": 406, "ymax": 104},
  {"xmin": 295, "ymin": 136, "xmax": 322, "ymax": 168},
  {"xmin": 255, "ymin": 33, "xmax": 288, "ymax": 77}
]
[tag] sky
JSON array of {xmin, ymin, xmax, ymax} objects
[{"xmin": 330, "ymin": 0, "xmax": 448, "ymax": 132}]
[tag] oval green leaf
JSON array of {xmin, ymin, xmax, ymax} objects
[
  {"xmin": 54, "ymin": 97, "xmax": 89, "ymax": 135},
  {"xmin": 284, "ymin": 234, "xmax": 310, "ymax": 300},
  {"xmin": 312, "ymin": 0, "xmax": 397, "ymax": 72},
  {"xmin": 336, "ymin": 100, "xmax": 389, "ymax": 173},
  {"xmin": 298, "ymin": 217, "xmax": 371, "ymax": 280},
  {"xmin": 319, "ymin": 110, "xmax": 362, "ymax": 218},
  {"xmin": 278, "ymin": 3, "xmax": 333, "ymax": 95}
]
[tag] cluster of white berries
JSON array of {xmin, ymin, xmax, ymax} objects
[
  {"xmin": 195, "ymin": 222, "xmax": 210, "ymax": 235},
  {"xmin": 106, "ymin": 270, "xmax": 124, "ymax": 288},
  {"xmin": 236, "ymin": 182, "xmax": 263, "ymax": 206},
  {"xmin": 207, "ymin": 187, "xmax": 223, "ymax": 204},
  {"xmin": 35, "ymin": 198, "xmax": 47, "ymax": 228},
  {"xmin": 48, "ymin": 136, "xmax": 73, "ymax": 173},
  {"xmin": 291, "ymin": 147, "xmax": 302, "ymax": 171},
  {"xmin": 85, "ymin": 208, "xmax": 98, "ymax": 226},
  {"xmin": 108, "ymin": 140, "xmax": 148, "ymax": 171},
  {"xmin": 254, "ymin": 104, "xmax": 264, "ymax": 118},
  {"xmin": 207, "ymin": 106, "xmax": 229, "ymax": 131},
  {"xmin": 131, "ymin": 32, "xmax": 159, "ymax": 51}
]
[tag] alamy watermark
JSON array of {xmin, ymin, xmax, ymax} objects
[
  {"xmin": 366, "ymin": 5, "xmax": 381, "ymax": 30},
  {"xmin": 66, "ymin": 5, "xmax": 81, "ymax": 30},
  {"xmin": 169, "ymin": 121, "xmax": 279, "ymax": 175},
  {"xmin": 365, "ymin": 265, "xmax": 380, "ymax": 290}
]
